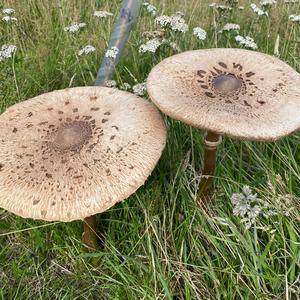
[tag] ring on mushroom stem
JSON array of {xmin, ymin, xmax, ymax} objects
[
  {"xmin": 0, "ymin": 86, "xmax": 167, "ymax": 250},
  {"xmin": 147, "ymin": 48, "xmax": 300, "ymax": 203}
]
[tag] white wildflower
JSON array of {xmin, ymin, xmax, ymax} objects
[
  {"xmin": 94, "ymin": 11, "xmax": 113, "ymax": 18},
  {"xmin": 235, "ymin": 35, "xmax": 258, "ymax": 50},
  {"xmin": 133, "ymin": 82, "xmax": 147, "ymax": 96},
  {"xmin": 193, "ymin": 27, "xmax": 207, "ymax": 40},
  {"xmin": 2, "ymin": 8, "xmax": 15, "ymax": 14},
  {"xmin": 105, "ymin": 46, "xmax": 119, "ymax": 59},
  {"xmin": 104, "ymin": 80, "xmax": 117, "ymax": 87},
  {"xmin": 0, "ymin": 44, "xmax": 17, "ymax": 61},
  {"xmin": 170, "ymin": 15, "xmax": 188, "ymax": 32},
  {"xmin": 260, "ymin": 0, "xmax": 276, "ymax": 6},
  {"xmin": 155, "ymin": 15, "xmax": 171, "ymax": 27},
  {"xmin": 289, "ymin": 14, "xmax": 300, "ymax": 22},
  {"xmin": 64, "ymin": 22, "xmax": 86, "ymax": 33},
  {"xmin": 155, "ymin": 14, "xmax": 188, "ymax": 32},
  {"xmin": 139, "ymin": 38, "xmax": 161, "ymax": 53},
  {"xmin": 222, "ymin": 23, "xmax": 240, "ymax": 32},
  {"xmin": 142, "ymin": 2, "xmax": 157, "ymax": 15},
  {"xmin": 78, "ymin": 45, "xmax": 96, "ymax": 56},
  {"xmin": 250, "ymin": 3, "xmax": 268, "ymax": 16},
  {"xmin": 2, "ymin": 16, "xmax": 17, "ymax": 22},
  {"xmin": 120, "ymin": 82, "xmax": 131, "ymax": 91},
  {"xmin": 209, "ymin": 3, "xmax": 232, "ymax": 10}
]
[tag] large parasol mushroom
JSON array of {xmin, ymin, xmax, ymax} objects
[
  {"xmin": 147, "ymin": 48, "xmax": 300, "ymax": 201},
  {"xmin": 0, "ymin": 86, "xmax": 166, "ymax": 249}
]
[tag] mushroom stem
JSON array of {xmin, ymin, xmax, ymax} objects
[
  {"xmin": 82, "ymin": 215, "xmax": 98, "ymax": 251},
  {"xmin": 198, "ymin": 131, "xmax": 222, "ymax": 203}
]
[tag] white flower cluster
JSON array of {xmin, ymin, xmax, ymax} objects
[
  {"xmin": 64, "ymin": 22, "xmax": 86, "ymax": 33},
  {"xmin": 0, "ymin": 44, "xmax": 17, "ymax": 61},
  {"xmin": 250, "ymin": 3, "xmax": 268, "ymax": 16},
  {"xmin": 78, "ymin": 45, "xmax": 96, "ymax": 56},
  {"xmin": 193, "ymin": 27, "xmax": 207, "ymax": 40},
  {"xmin": 289, "ymin": 14, "xmax": 300, "ymax": 22},
  {"xmin": 2, "ymin": 8, "xmax": 15, "ymax": 14},
  {"xmin": 235, "ymin": 35, "xmax": 258, "ymax": 50},
  {"xmin": 231, "ymin": 186, "xmax": 276, "ymax": 229},
  {"xmin": 139, "ymin": 38, "xmax": 161, "ymax": 53},
  {"xmin": 209, "ymin": 3, "xmax": 233, "ymax": 10},
  {"xmin": 133, "ymin": 82, "xmax": 147, "ymax": 96},
  {"xmin": 105, "ymin": 80, "xmax": 117, "ymax": 88},
  {"xmin": 155, "ymin": 14, "xmax": 188, "ymax": 32},
  {"xmin": 2, "ymin": 7, "xmax": 17, "ymax": 22},
  {"xmin": 260, "ymin": 0, "xmax": 276, "ymax": 6},
  {"xmin": 222, "ymin": 23, "xmax": 240, "ymax": 32},
  {"xmin": 94, "ymin": 11, "xmax": 113, "ymax": 18},
  {"xmin": 142, "ymin": 2, "xmax": 157, "ymax": 15},
  {"xmin": 2, "ymin": 15, "xmax": 17, "ymax": 22},
  {"xmin": 121, "ymin": 82, "xmax": 131, "ymax": 91},
  {"xmin": 105, "ymin": 46, "xmax": 119, "ymax": 59}
]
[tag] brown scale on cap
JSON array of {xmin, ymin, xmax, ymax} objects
[
  {"xmin": 0, "ymin": 87, "xmax": 166, "ymax": 221},
  {"xmin": 147, "ymin": 48, "xmax": 300, "ymax": 141}
]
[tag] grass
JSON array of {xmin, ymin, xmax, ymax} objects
[{"xmin": 0, "ymin": 0, "xmax": 300, "ymax": 299}]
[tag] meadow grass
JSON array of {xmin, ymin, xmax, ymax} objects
[{"xmin": 0, "ymin": 0, "xmax": 300, "ymax": 299}]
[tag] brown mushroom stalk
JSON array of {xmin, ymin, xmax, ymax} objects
[
  {"xmin": 83, "ymin": 215, "xmax": 98, "ymax": 250},
  {"xmin": 147, "ymin": 48, "xmax": 300, "ymax": 205},
  {"xmin": 198, "ymin": 131, "xmax": 222, "ymax": 203}
]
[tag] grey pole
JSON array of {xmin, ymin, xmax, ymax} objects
[{"xmin": 94, "ymin": 0, "xmax": 142, "ymax": 86}]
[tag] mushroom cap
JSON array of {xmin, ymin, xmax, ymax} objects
[
  {"xmin": 0, "ymin": 87, "xmax": 166, "ymax": 221},
  {"xmin": 147, "ymin": 48, "xmax": 300, "ymax": 141}
]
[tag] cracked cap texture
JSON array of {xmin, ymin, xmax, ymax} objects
[{"xmin": 0, "ymin": 86, "xmax": 167, "ymax": 221}]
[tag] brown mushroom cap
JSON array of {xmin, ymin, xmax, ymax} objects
[
  {"xmin": 147, "ymin": 48, "xmax": 300, "ymax": 141},
  {"xmin": 0, "ymin": 87, "xmax": 166, "ymax": 221}
]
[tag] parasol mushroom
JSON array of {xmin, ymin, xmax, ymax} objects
[
  {"xmin": 147, "ymin": 48, "xmax": 300, "ymax": 201},
  {"xmin": 0, "ymin": 86, "xmax": 166, "ymax": 249}
]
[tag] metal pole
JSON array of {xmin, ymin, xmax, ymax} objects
[{"xmin": 95, "ymin": 0, "xmax": 142, "ymax": 86}]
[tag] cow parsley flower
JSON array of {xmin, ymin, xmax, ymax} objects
[
  {"xmin": 139, "ymin": 38, "xmax": 161, "ymax": 53},
  {"xmin": 250, "ymin": 3, "xmax": 268, "ymax": 16},
  {"xmin": 104, "ymin": 80, "xmax": 117, "ymax": 87},
  {"xmin": 105, "ymin": 46, "xmax": 119, "ymax": 59},
  {"xmin": 222, "ymin": 23, "xmax": 240, "ymax": 32},
  {"xmin": 142, "ymin": 2, "xmax": 157, "ymax": 15},
  {"xmin": 120, "ymin": 82, "xmax": 131, "ymax": 91},
  {"xmin": 94, "ymin": 11, "xmax": 113, "ymax": 18},
  {"xmin": 133, "ymin": 82, "xmax": 146, "ymax": 96},
  {"xmin": 2, "ymin": 8, "xmax": 15, "ymax": 14},
  {"xmin": 193, "ymin": 27, "xmax": 207, "ymax": 40},
  {"xmin": 260, "ymin": 0, "xmax": 276, "ymax": 6},
  {"xmin": 64, "ymin": 22, "xmax": 86, "ymax": 33},
  {"xmin": 0, "ymin": 44, "xmax": 17, "ymax": 61},
  {"xmin": 2, "ymin": 16, "xmax": 17, "ymax": 22},
  {"xmin": 289, "ymin": 14, "xmax": 300, "ymax": 22},
  {"xmin": 209, "ymin": 3, "xmax": 233, "ymax": 10},
  {"xmin": 155, "ymin": 14, "xmax": 188, "ymax": 32},
  {"xmin": 78, "ymin": 45, "xmax": 96, "ymax": 56},
  {"xmin": 235, "ymin": 35, "xmax": 258, "ymax": 50}
]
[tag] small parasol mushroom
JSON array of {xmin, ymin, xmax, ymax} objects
[
  {"xmin": 147, "ymin": 48, "xmax": 300, "ymax": 201},
  {"xmin": 0, "ymin": 86, "xmax": 166, "ymax": 249}
]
